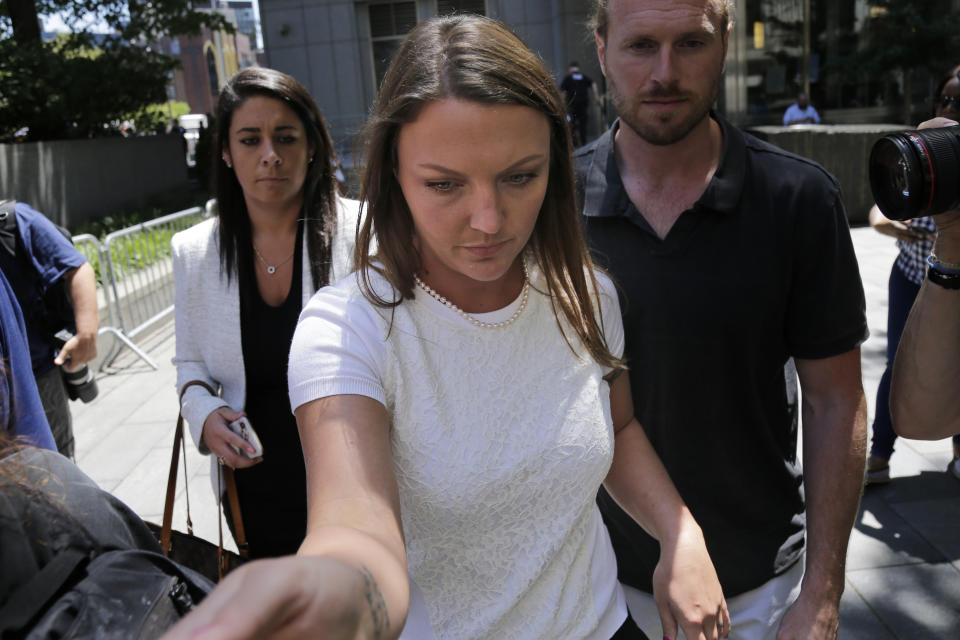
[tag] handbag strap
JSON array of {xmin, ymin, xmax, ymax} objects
[
  {"xmin": 215, "ymin": 462, "xmax": 249, "ymax": 579},
  {"xmin": 161, "ymin": 380, "xmax": 248, "ymax": 569}
]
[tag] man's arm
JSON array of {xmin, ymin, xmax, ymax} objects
[
  {"xmin": 778, "ymin": 349, "xmax": 866, "ymax": 639},
  {"xmin": 53, "ymin": 261, "xmax": 98, "ymax": 368}
]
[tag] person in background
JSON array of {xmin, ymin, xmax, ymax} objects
[
  {"xmin": 866, "ymin": 64, "xmax": 960, "ymax": 484},
  {"xmin": 164, "ymin": 14, "xmax": 729, "ymax": 640},
  {"xmin": 783, "ymin": 92, "xmax": 821, "ymax": 125},
  {"xmin": 172, "ymin": 67, "xmax": 360, "ymax": 559},
  {"xmin": 578, "ymin": 1, "xmax": 867, "ymax": 638},
  {"xmin": 0, "ymin": 199, "xmax": 98, "ymax": 459},
  {"xmin": 561, "ymin": 61, "xmax": 602, "ymax": 147}
]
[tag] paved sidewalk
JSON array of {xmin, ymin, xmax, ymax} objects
[
  {"xmin": 71, "ymin": 226, "xmax": 960, "ymax": 637},
  {"xmin": 72, "ymin": 321, "xmax": 237, "ymax": 553}
]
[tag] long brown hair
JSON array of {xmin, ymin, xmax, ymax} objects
[
  {"xmin": 213, "ymin": 67, "xmax": 339, "ymax": 289},
  {"xmin": 355, "ymin": 14, "xmax": 622, "ymax": 370}
]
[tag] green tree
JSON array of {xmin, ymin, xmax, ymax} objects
[
  {"xmin": 0, "ymin": 0, "xmax": 232, "ymax": 140},
  {"xmin": 130, "ymin": 99, "xmax": 190, "ymax": 134},
  {"xmin": 855, "ymin": 0, "xmax": 960, "ymax": 123}
]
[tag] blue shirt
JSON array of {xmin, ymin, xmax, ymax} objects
[
  {"xmin": 0, "ymin": 268, "xmax": 56, "ymax": 450},
  {"xmin": 783, "ymin": 103, "xmax": 821, "ymax": 125},
  {"xmin": 0, "ymin": 202, "xmax": 86, "ymax": 375}
]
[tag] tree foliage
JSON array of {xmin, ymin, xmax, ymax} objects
[
  {"xmin": 129, "ymin": 99, "xmax": 189, "ymax": 135},
  {"xmin": 0, "ymin": 0, "xmax": 232, "ymax": 141},
  {"xmin": 859, "ymin": 0, "xmax": 960, "ymax": 75},
  {"xmin": 850, "ymin": 0, "xmax": 960, "ymax": 122}
]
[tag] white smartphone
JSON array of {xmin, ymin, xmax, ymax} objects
[{"xmin": 227, "ymin": 416, "xmax": 264, "ymax": 459}]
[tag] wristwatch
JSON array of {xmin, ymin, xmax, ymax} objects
[{"xmin": 927, "ymin": 267, "xmax": 960, "ymax": 289}]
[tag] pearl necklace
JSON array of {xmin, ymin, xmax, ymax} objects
[
  {"xmin": 253, "ymin": 243, "xmax": 294, "ymax": 275},
  {"xmin": 414, "ymin": 262, "xmax": 530, "ymax": 329}
]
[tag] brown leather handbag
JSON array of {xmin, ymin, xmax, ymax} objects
[{"xmin": 150, "ymin": 380, "xmax": 249, "ymax": 582}]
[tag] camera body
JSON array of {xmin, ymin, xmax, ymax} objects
[{"xmin": 869, "ymin": 125, "xmax": 960, "ymax": 220}]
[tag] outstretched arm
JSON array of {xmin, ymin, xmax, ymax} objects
[
  {"xmin": 890, "ymin": 115, "xmax": 960, "ymax": 440},
  {"xmin": 162, "ymin": 394, "xmax": 409, "ymax": 640},
  {"xmin": 778, "ymin": 349, "xmax": 866, "ymax": 640},
  {"xmin": 603, "ymin": 372, "xmax": 729, "ymax": 640},
  {"xmin": 891, "ymin": 206, "xmax": 960, "ymax": 439}
]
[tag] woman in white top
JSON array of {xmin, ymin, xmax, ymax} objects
[
  {"xmin": 164, "ymin": 16, "xmax": 728, "ymax": 640},
  {"xmin": 171, "ymin": 67, "xmax": 359, "ymax": 558}
]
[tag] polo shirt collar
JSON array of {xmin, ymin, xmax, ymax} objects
[
  {"xmin": 582, "ymin": 112, "xmax": 745, "ymax": 219},
  {"xmin": 703, "ymin": 112, "xmax": 744, "ymax": 214}
]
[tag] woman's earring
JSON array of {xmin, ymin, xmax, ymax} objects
[{"xmin": 222, "ymin": 156, "xmax": 232, "ymax": 168}]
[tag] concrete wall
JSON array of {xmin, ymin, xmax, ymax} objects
[
  {"xmin": 262, "ymin": 0, "xmax": 372, "ymax": 149},
  {"xmin": 746, "ymin": 124, "xmax": 909, "ymax": 225},
  {"xmin": 0, "ymin": 135, "xmax": 190, "ymax": 228}
]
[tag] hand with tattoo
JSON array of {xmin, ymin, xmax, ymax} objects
[{"xmin": 159, "ymin": 556, "xmax": 392, "ymax": 640}]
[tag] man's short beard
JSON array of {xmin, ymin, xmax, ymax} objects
[{"xmin": 609, "ymin": 72, "xmax": 721, "ymax": 146}]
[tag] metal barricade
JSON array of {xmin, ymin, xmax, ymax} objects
[
  {"xmin": 72, "ymin": 232, "xmax": 159, "ymax": 370},
  {"xmin": 93, "ymin": 206, "xmax": 208, "ymax": 369}
]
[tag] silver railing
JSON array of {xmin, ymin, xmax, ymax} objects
[{"xmin": 75, "ymin": 201, "xmax": 213, "ymax": 370}]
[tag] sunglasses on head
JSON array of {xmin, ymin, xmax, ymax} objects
[{"xmin": 938, "ymin": 94, "xmax": 960, "ymax": 110}]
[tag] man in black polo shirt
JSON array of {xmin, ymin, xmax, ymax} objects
[{"xmin": 577, "ymin": 1, "xmax": 868, "ymax": 639}]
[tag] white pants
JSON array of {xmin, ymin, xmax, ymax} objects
[{"xmin": 623, "ymin": 558, "xmax": 804, "ymax": 640}]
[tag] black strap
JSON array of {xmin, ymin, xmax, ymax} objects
[{"xmin": 0, "ymin": 548, "xmax": 88, "ymax": 633}]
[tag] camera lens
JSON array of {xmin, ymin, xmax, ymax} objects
[
  {"xmin": 869, "ymin": 126, "xmax": 960, "ymax": 220},
  {"xmin": 61, "ymin": 364, "xmax": 99, "ymax": 403}
]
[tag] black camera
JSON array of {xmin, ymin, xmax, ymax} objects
[
  {"xmin": 869, "ymin": 125, "xmax": 960, "ymax": 220},
  {"xmin": 61, "ymin": 363, "xmax": 99, "ymax": 403},
  {"xmin": 53, "ymin": 329, "xmax": 98, "ymax": 403}
]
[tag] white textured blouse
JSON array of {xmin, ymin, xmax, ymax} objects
[{"xmin": 288, "ymin": 264, "xmax": 627, "ymax": 640}]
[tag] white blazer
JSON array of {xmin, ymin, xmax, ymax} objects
[{"xmin": 171, "ymin": 196, "xmax": 361, "ymax": 460}]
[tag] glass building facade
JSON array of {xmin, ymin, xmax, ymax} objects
[{"xmin": 726, "ymin": 0, "xmax": 960, "ymax": 126}]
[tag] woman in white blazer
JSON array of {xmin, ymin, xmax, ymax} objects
[{"xmin": 171, "ymin": 67, "xmax": 359, "ymax": 558}]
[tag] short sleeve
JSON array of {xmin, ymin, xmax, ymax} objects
[
  {"xmin": 287, "ymin": 282, "xmax": 389, "ymax": 412},
  {"xmin": 785, "ymin": 187, "xmax": 868, "ymax": 359},
  {"xmin": 16, "ymin": 203, "xmax": 85, "ymax": 291},
  {"xmin": 595, "ymin": 270, "xmax": 625, "ymax": 367}
]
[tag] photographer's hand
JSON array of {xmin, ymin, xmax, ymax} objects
[
  {"xmin": 54, "ymin": 332, "xmax": 98, "ymax": 370},
  {"xmin": 201, "ymin": 407, "xmax": 262, "ymax": 469},
  {"xmin": 889, "ymin": 113, "xmax": 960, "ymax": 442}
]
